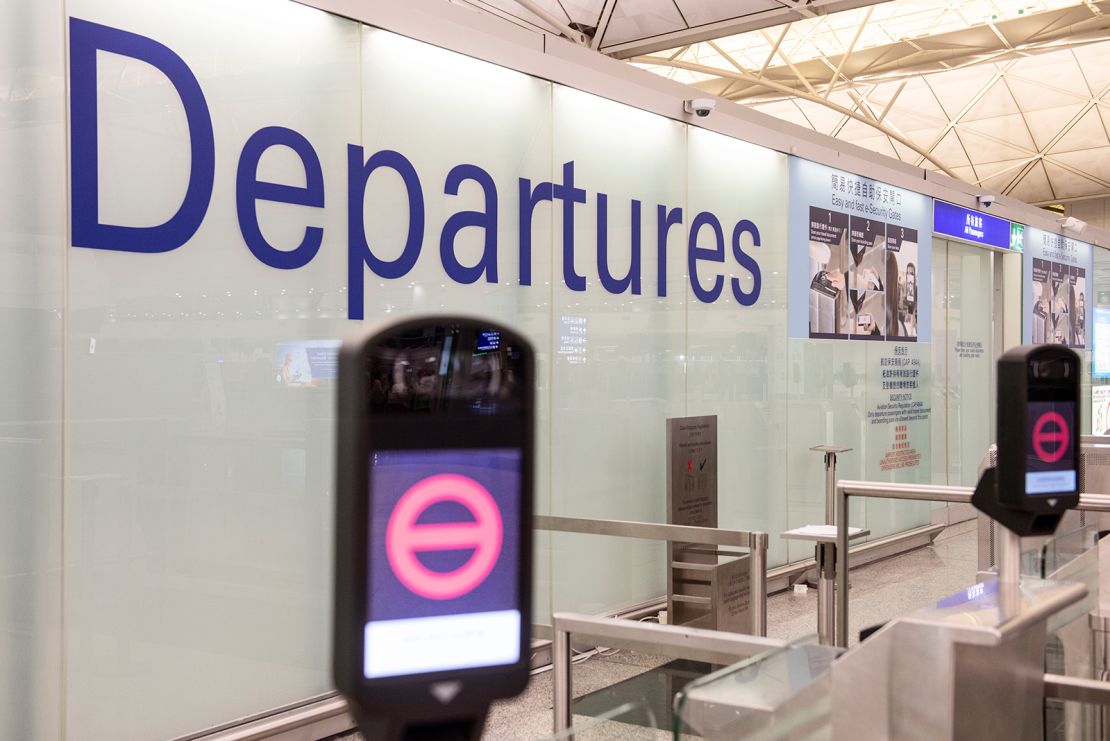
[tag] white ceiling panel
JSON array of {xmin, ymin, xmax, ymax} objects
[
  {"xmin": 1052, "ymin": 148, "xmax": 1110, "ymax": 185},
  {"xmin": 673, "ymin": 0, "xmax": 782, "ymax": 28},
  {"xmin": 1023, "ymin": 104, "xmax": 1087, "ymax": 151},
  {"xmin": 928, "ymin": 129, "xmax": 975, "ymax": 168},
  {"xmin": 879, "ymin": 90, "xmax": 950, "ymax": 130},
  {"xmin": 838, "ymin": 117, "xmax": 883, "ymax": 140},
  {"xmin": 1007, "ymin": 161, "xmax": 1055, "ymax": 204},
  {"xmin": 922, "ymin": 66, "xmax": 1001, "ymax": 120},
  {"xmin": 977, "ymin": 157, "xmax": 1035, "ymax": 192},
  {"xmin": 958, "ymin": 116, "xmax": 1037, "ymax": 161},
  {"xmin": 1006, "ymin": 73, "xmax": 1089, "ymax": 113},
  {"xmin": 962, "ymin": 77, "xmax": 1021, "ymax": 121},
  {"xmin": 473, "ymin": 0, "xmax": 568, "ymax": 32},
  {"xmin": 1049, "ymin": 107, "xmax": 1108, "ymax": 153},
  {"xmin": 848, "ymin": 133, "xmax": 900, "ymax": 160},
  {"xmin": 793, "ymin": 99, "xmax": 855, "ymax": 136},
  {"xmin": 1073, "ymin": 45, "xmax": 1110, "ymax": 93},
  {"xmin": 948, "ymin": 164, "xmax": 979, "ymax": 184},
  {"xmin": 1043, "ymin": 160, "xmax": 1108, "ymax": 199},
  {"xmin": 1009, "ymin": 54, "xmax": 1089, "ymax": 98},
  {"xmin": 890, "ymin": 138, "xmax": 922, "ymax": 163},
  {"xmin": 757, "ymin": 99, "xmax": 819, "ymax": 128},
  {"xmin": 557, "ymin": 0, "xmax": 607, "ymax": 26},
  {"xmin": 603, "ymin": 0, "xmax": 687, "ymax": 46}
]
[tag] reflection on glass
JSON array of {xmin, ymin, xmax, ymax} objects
[{"xmin": 366, "ymin": 324, "xmax": 526, "ymax": 415}]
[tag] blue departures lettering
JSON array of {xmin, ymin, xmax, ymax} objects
[
  {"xmin": 596, "ymin": 195, "xmax": 641, "ymax": 295},
  {"xmin": 553, "ymin": 161, "xmax": 588, "ymax": 292},
  {"xmin": 730, "ymin": 220, "xmax": 761, "ymax": 306},
  {"xmin": 70, "ymin": 17, "xmax": 214, "ymax": 253},
  {"xmin": 517, "ymin": 178, "xmax": 553, "ymax": 287},
  {"xmin": 347, "ymin": 147, "xmax": 425, "ymax": 319},
  {"xmin": 441, "ymin": 164, "xmax": 499, "ymax": 285},
  {"xmin": 236, "ymin": 126, "xmax": 325, "ymax": 269},
  {"xmin": 688, "ymin": 212, "xmax": 725, "ymax": 304},
  {"xmin": 656, "ymin": 206, "xmax": 683, "ymax": 298},
  {"xmin": 68, "ymin": 18, "xmax": 765, "ymax": 315}
]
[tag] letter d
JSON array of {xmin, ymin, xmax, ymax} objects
[{"xmin": 70, "ymin": 18, "xmax": 214, "ymax": 252}]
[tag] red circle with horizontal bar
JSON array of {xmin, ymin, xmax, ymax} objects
[
  {"xmin": 386, "ymin": 474, "xmax": 503, "ymax": 600},
  {"xmin": 1032, "ymin": 411, "xmax": 1069, "ymax": 464}
]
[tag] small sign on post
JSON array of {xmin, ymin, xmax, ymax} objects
[{"xmin": 666, "ymin": 415, "xmax": 751, "ymax": 633}]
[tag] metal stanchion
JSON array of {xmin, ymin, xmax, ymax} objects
[
  {"xmin": 553, "ymin": 627, "xmax": 572, "ymax": 734},
  {"xmin": 817, "ymin": 542, "xmax": 836, "ymax": 645},
  {"xmin": 810, "ymin": 445, "xmax": 852, "ymax": 525},
  {"xmin": 998, "ymin": 527, "xmax": 1021, "ymax": 621},
  {"xmin": 836, "ymin": 485, "xmax": 850, "ymax": 648},
  {"xmin": 750, "ymin": 532, "xmax": 768, "ymax": 637}
]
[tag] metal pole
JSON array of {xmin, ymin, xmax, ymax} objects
[
  {"xmin": 749, "ymin": 532, "xmax": 768, "ymax": 637},
  {"xmin": 999, "ymin": 526, "xmax": 1021, "ymax": 621},
  {"xmin": 825, "ymin": 452, "xmax": 837, "ymax": 525},
  {"xmin": 836, "ymin": 485, "xmax": 849, "ymax": 648},
  {"xmin": 552, "ymin": 626, "xmax": 572, "ymax": 733},
  {"xmin": 817, "ymin": 541, "xmax": 836, "ymax": 645}
]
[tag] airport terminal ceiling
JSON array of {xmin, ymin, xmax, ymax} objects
[{"xmin": 460, "ymin": 0, "xmax": 1110, "ymax": 208}]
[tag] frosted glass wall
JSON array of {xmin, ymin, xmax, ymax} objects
[
  {"xmin": 0, "ymin": 0, "xmax": 1010, "ymax": 737},
  {"xmin": 0, "ymin": 1, "xmax": 65, "ymax": 740}
]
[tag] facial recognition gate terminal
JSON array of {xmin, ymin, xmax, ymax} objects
[
  {"xmin": 974, "ymin": 344, "xmax": 1081, "ymax": 534},
  {"xmin": 333, "ymin": 317, "xmax": 534, "ymax": 741},
  {"xmin": 969, "ymin": 344, "xmax": 1081, "ymax": 620}
]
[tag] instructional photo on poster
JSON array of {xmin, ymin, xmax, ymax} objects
[
  {"xmin": 850, "ymin": 289, "xmax": 885, "ymax": 338},
  {"xmin": 1031, "ymin": 258, "xmax": 1052, "ymax": 344},
  {"xmin": 1023, "ymin": 228, "xmax": 1093, "ymax": 350},
  {"xmin": 886, "ymin": 226, "xmax": 919, "ymax": 340},
  {"xmin": 849, "ymin": 216, "xmax": 886, "ymax": 294},
  {"xmin": 1070, "ymin": 266, "xmax": 1087, "ymax": 348},
  {"xmin": 807, "ymin": 207, "xmax": 850, "ymax": 338}
]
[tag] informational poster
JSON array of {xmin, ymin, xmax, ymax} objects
[
  {"xmin": 869, "ymin": 344, "xmax": 930, "ymax": 472},
  {"xmin": 788, "ymin": 159, "xmax": 932, "ymax": 342},
  {"xmin": 666, "ymin": 416, "xmax": 718, "ymax": 532},
  {"xmin": 1093, "ymin": 307, "xmax": 1110, "ymax": 377},
  {"xmin": 557, "ymin": 315, "xmax": 588, "ymax": 365},
  {"xmin": 1023, "ymin": 228, "xmax": 1092, "ymax": 349},
  {"xmin": 1093, "ymin": 386, "xmax": 1110, "ymax": 436}
]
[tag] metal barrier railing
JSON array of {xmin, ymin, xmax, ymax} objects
[
  {"xmin": 834, "ymin": 480, "xmax": 1110, "ymax": 647},
  {"xmin": 535, "ymin": 514, "xmax": 769, "ymax": 637},
  {"xmin": 550, "ymin": 612, "xmax": 786, "ymax": 733}
]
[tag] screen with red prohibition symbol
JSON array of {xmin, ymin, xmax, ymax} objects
[
  {"xmin": 363, "ymin": 448, "xmax": 521, "ymax": 679},
  {"xmin": 1025, "ymin": 400, "xmax": 1077, "ymax": 495}
]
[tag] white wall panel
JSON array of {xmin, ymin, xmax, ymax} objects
[{"xmin": 0, "ymin": 1, "xmax": 65, "ymax": 739}]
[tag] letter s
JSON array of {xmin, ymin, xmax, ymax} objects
[
  {"xmin": 70, "ymin": 18, "xmax": 214, "ymax": 253},
  {"xmin": 731, "ymin": 219, "xmax": 761, "ymax": 306}
]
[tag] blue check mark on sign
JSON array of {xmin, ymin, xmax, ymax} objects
[{"xmin": 698, "ymin": 459, "xmax": 707, "ymax": 471}]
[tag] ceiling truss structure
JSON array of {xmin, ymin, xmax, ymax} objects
[
  {"xmin": 632, "ymin": 1, "xmax": 1110, "ymax": 205},
  {"xmin": 456, "ymin": 0, "xmax": 1110, "ymax": 205}
]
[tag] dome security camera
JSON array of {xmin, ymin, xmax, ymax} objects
[
  {"xmin": 977, "ymin": 195, "xmax": 995, "ymax": 208},
  {"xmin": 684, "ymin": 98, "xmax": 716, "ymax": 118}
]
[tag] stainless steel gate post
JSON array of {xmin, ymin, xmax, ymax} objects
[
  {"xmin": 836, "ymin": 484, "xmax": 849, "ymax": 648},
  {"xmin": 999, "ymin": 526, "xmax": 1021, "ymax": 620},
  {"xmin": 750, "ymin": 532, "xmax": 768, "ymax": 637},
  {"xmin": 817, "ymin": 541, "xmax": 836, "ymax": 645},
  {"xmin": 811, "ymin": 445, "xmax": 852, "ymax": 525},
  {"xmin": 553, "ymin": 626, "xmax": 572, "ymax": 733}
]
